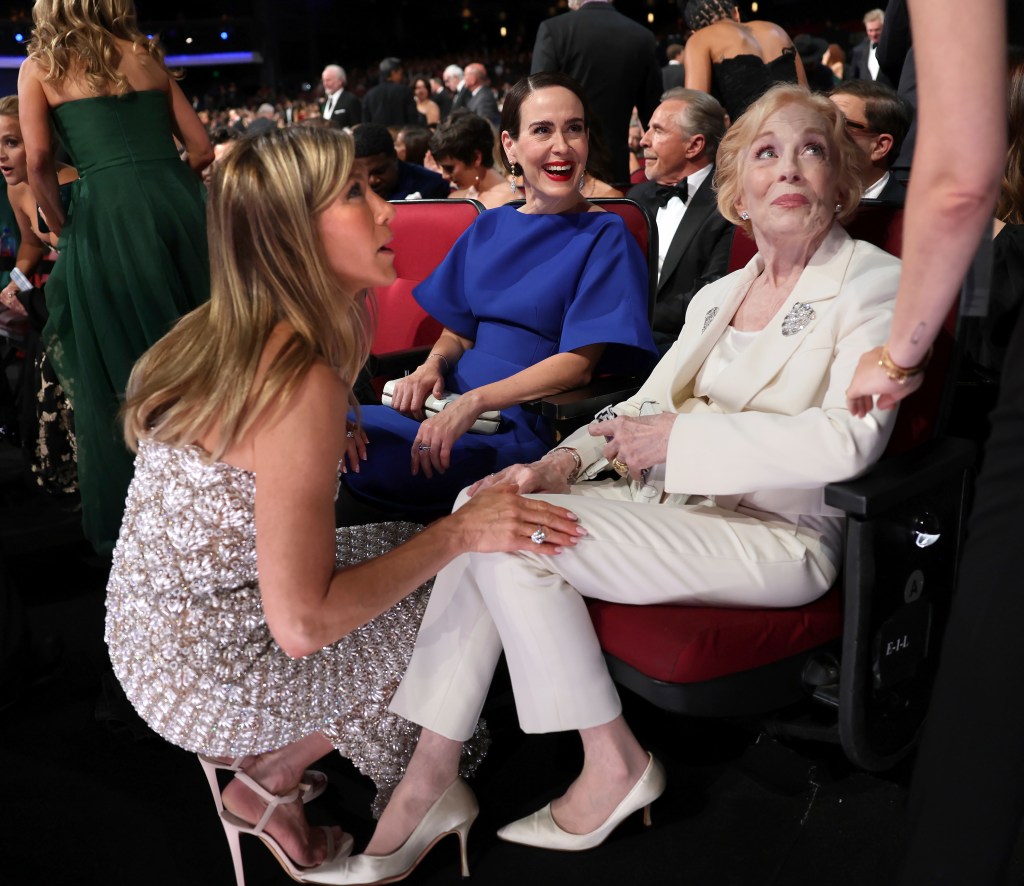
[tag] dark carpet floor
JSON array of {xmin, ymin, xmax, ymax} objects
[{"xmin": 0, "ymin": 439, "xmax": 916, "ymax": 886}]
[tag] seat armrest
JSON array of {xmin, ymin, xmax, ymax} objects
[
  {"xmin": 366, "ymin": 347, "xmax": 431, "ymax": 383},
  {"xmin": 522, "ymin": 375, "xmax": 644, "ymax": 422},
  {"xmin": 824, "ymin": 437, "xmax": 975, "ymax": 518}
]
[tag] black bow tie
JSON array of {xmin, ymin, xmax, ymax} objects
[{"xmin": 654, "ymin": 180, "xmax": 688, "ymax": 207}]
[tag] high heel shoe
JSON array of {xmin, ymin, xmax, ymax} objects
[
  {"xmin": 198, "ymin": 754, "xmax": 328, "ymax": 806},
  {"xmin": 302, "ymin": 778, "xmax": 479, "ymax": 885},
  {"xmin": 198, "ymin": 759, "xmax": 352, "ymax": 886},
  {"xmin": 496, "ymin": 752, "xmax": 666, "ymax": 851}
]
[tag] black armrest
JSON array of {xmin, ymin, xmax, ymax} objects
[
  {"xmin": 824, "ymin": 437, "xmax": 975, "ymax": 518},
  {"xmin": 366, "ymin": 347, "xmax": 431, "ymax": 382},
  {"xmin": 522, "ymin": 375, "xmax": 645, "ymax": 423}
]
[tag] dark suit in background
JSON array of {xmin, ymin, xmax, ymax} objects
[
  {"xmin": 323, "ymin": 90, "xmax": 362, "ymax": 129},
  {"xmin": 848, "ymin": 40, "xmax": 893, "ymax": 86},
  {"xmin": 434, "ymin": 87, "xmax": 454, "ymax": 121},
  {"xmin": 363, "ymin": 82, "xmax": 419, "ymax": 127},
  {"xmin": 466, "ymin": 87, "xmax": 501, "ymax": 127},
  {"xmin": 662, "ymin": 63, "xmax": 686, "ymax": 92},
  {"xmin": 629, "ymin": 171, "xmax": 734, "ymax": 351},
  {"xmin": 865, "ymin": 174, "xmax": 907, "ymax": 206},
  {"xmin": 531, "ymin": 3, "xmax": 661, "ymax": 182},
  {"xmin": 875, "ymin": 0, "xmax": 914, "ymax": 182}
]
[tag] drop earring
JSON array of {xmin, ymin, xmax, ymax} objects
[
  {"xmin": 509, "ymin": 161, "xmax": 522, "ymax": 194},
  {"xmin": 578, "ymin": 172, "xmax": 586, "ymax": 194}
]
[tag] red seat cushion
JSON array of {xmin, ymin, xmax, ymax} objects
[{"xmin": 587, "ymin": 588, "xmax": 842, "ymax": 683}]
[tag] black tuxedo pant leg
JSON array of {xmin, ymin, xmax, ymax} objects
[{"xmin": 897, "ymin": 309, "xmax": 1024, "ymax": 886}]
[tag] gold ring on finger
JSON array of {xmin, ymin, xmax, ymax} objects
[{"xmin": 612, "ymin": 458, "xmax": 629, "ymax": 476}]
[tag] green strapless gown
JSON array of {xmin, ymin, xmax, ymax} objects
[{"xmin": 44, "ymin": 90, "xmax": 208, "ymax": 556}]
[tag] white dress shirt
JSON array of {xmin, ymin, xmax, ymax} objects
[
  {"xmin": 323, "ymin": 89, "xmax": 342, "ymax": 121},
  {"xmin": 655, "ymin": 162, "xmax": 713, "ymax": 284},
  {"xmin": 863, "ymin": 170, "xmax": 890, "ymax": 200}
]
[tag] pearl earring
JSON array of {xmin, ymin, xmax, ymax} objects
[{"xmin": 835, "ymin": 203, "xmax": 843, "ymax": 213}]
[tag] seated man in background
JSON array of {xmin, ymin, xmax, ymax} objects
[
  {"xmin": 629, "ymin": 88, "xmax": 733, "ymax": 352},
  {"xmin": 353, "ymin": 123, "xmax": 450, "ymax": 200},
  {"xmin": 829, "ymin": 80, "xmax": 912, "ymax": 205}
]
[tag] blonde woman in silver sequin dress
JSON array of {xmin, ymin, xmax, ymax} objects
[{"xmin": 104, "ymin": 126, "xmax": 585, "ymax": 886}]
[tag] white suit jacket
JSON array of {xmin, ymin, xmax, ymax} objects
[{"xmin": 562, "ymin": 224, "xmax": 901, "ymax": 520}]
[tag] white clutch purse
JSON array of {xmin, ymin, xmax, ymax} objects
[{"xmin": 381, "ymin": 379, "xmax": 501, "ymax": 435}]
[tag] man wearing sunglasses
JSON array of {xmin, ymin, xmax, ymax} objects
[{"xmin": 829, "ymin": 79, "xmax": 912, "ymax": 205}]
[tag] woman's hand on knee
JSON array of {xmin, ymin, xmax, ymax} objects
[{"xmin": 448, "ymin": 483, "xmax": 585, "ymax": 553}]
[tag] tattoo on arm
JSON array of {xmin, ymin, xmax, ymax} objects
[{"xmin": 910, "ymin": 323, "xmax": 927, "ymax": 345}]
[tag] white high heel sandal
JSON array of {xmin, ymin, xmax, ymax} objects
[
  {"xmin": 197, "ymin": 754, "xmax": 328, "ymax": 807},
  {"xmin": 197, "ymin": 758, "xmax": 352, "ymax": 886}
]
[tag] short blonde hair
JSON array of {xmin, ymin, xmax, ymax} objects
[
  {"xmin": 714, "ymin": 83, "xmax": 865, "ymax": 236},
  {"xmin": 124, "ymin": 127, "xmax": 371, "ymax": 458},
  {"xmin": 28, "ymin": 0, "xmax": 173, "ymax": 94}
]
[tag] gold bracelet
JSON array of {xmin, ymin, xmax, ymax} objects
[
  {"xmin": 550, "ymin": 446, "xmax": 583, "ymax": 484},
  {"xmin": 878, "ymin": 345, "xmax": 933, "ymax": 385}
]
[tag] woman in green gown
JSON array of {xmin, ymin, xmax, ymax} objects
[{"xmin": 19, "ymin": 0, "xmax": 213, "ymax": 555}]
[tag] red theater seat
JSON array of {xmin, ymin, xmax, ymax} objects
[{"xmin": 584, "ymin": 204, "xmax": 975, "ymax": 770}]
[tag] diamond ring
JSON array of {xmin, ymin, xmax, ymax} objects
[
  {"xmin": 417, "ymin": 443, "xmax": 431, "ymax": 452},
  {"xmin": 346, "ymin": 430, "xmax": 355, "ymax": 439},
  {"xmin": 530, "ymin": 526, "xmax": 546, "ymax": 544},
  {"xmin": 612, "ymin": 458, "xmax": 629, "ymax": 476}
]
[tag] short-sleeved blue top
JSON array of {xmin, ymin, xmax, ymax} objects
[{"xmin": 345, "ymin": 204, "xmax": 657, "ymax": 516}]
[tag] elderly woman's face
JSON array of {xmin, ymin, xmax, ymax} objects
[{"xmin": 735, "ymin": 103, "xmax": 838, "ymax": 243}]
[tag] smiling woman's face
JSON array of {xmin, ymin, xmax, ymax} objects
[{"xmin": 735, "ymin": 103, "xmax": 838, "ymax": 245}]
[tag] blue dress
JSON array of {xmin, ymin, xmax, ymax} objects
[{"xmin": 345, "ymin": 205, "xmax": 658, "ymax": 516}]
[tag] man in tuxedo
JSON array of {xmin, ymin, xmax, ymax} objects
[
  {"xmin": 430, "ymin": 76, "xmax": 453, "ymax": 121},
  {"xmin": 321, "ymin": 64, "xmax": 361, "ymax": 129},
  {"xmin": 353, "ymin": 124, "xmax": 450, "ymax": 201},
  {"xmin": 444, "ymin": 65, "xmax": 466, "ymax": 115},
  {"xmin": 629, "ymin": 89, "xmax": 733, "ymax": 352},
  {"xmin": 829, "ymin": 80, "xmax": 911, "ymax": 205},
  {"xmin": 531, "ymin": 0, "xmax": 661, "ymax": 183},
  {"xmin": 363, "ymin": 57, "xmax": 419, "ymax": 128},
  {"xmin": 848, "ymin": 9, "xmax": 891, "ymax": 85},
  {"xmin": 662, "ymin": 43, "xmax": 686, "ymax": 92},
  {"xmin": 458, "ymin": 63, "xmax": 501, "ymax": 127}
]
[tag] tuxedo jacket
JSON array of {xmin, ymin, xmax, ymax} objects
[
  {"xmin": 363, "ymin": 82, "xmax": 419, "ymax": 127},
  {"xmin": 531, "ymin": 4, "xmax": 661, "ymax": 181},
  {"xmin": 466, "ymin": 87, "xmax": 500, "ymax": 127},
  {"xmin": 864, "ymin": 174, "xmax": 907, "ymax": 207},
  {"xmin": 563, "ymin": 224, "xmax": 900, "ymax": 519},
  {"xmin": 629, "ymin": 170, "xmax": 734, "ymax": 351},
  {"xmin": 323, "ymin": 90, "xmax": 362, "ymax": 129},
  {"xmin": 848, "ymin": 40, "xmax": 893, "ymax": 87}
]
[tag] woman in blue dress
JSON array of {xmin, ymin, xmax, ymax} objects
[{"xmin": 345, "ymin": 73, "xmax": 657, "ymax": 518}]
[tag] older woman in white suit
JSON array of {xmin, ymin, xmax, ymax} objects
[{"xmin": 306, "ymin": 84, "xmax": 901, "ymax": 886}]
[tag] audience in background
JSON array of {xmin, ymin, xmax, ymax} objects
[{"xmin": 353, "ymin": 123, "xmax": 449, "ymax": 200}]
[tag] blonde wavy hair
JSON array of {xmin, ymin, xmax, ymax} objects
[
  {"xmin": 27, "ymin": 0, "xmax": 173, "ymax": 94},
  {"xmin": 0, "ymin": 95, "xmax": 18, "ymax": 118},
  {"xmin": 123, "ymin": 127, "xmax": 371, "ymax": 458},
  {"xmin": 714, "ymin": 84, "xmax": 865, "ymax": 237}
]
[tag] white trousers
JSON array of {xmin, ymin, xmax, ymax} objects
[{"xmin": 390, "ymin": 480, "xmax": 837, "ymax": 741}]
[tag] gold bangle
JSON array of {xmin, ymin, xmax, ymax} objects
[
  {"xmin": 878, "ymin": 345, "xmax": 932, "ymax": 385},
  {"xmin": 550, "ymin": 446, "xmax": 582, "ymax": 483}
]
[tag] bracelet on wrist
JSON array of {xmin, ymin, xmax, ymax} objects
[
  {"xmin": 549, "ymin": 446, "xmax": 583, "ymax": 484},
  {"xmin": 878, "ymin": 345, "xmax": 933, "ymax": 385},
  {"xmin": 427, "ymin": 352, "xmax": 450, "ymax": 374}
]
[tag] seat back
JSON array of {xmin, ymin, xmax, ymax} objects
[
  {"xmin": 369, "ymin": 199, "xmax": 482, "ymax": 356},
  {"xmin": 586, "ymin": 198, "xmax": 658, "ymax": 324}
]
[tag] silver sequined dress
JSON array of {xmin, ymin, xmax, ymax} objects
[{"xmin": 105, "ymin": 439, "xmax": 486, "ymax": 811}]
